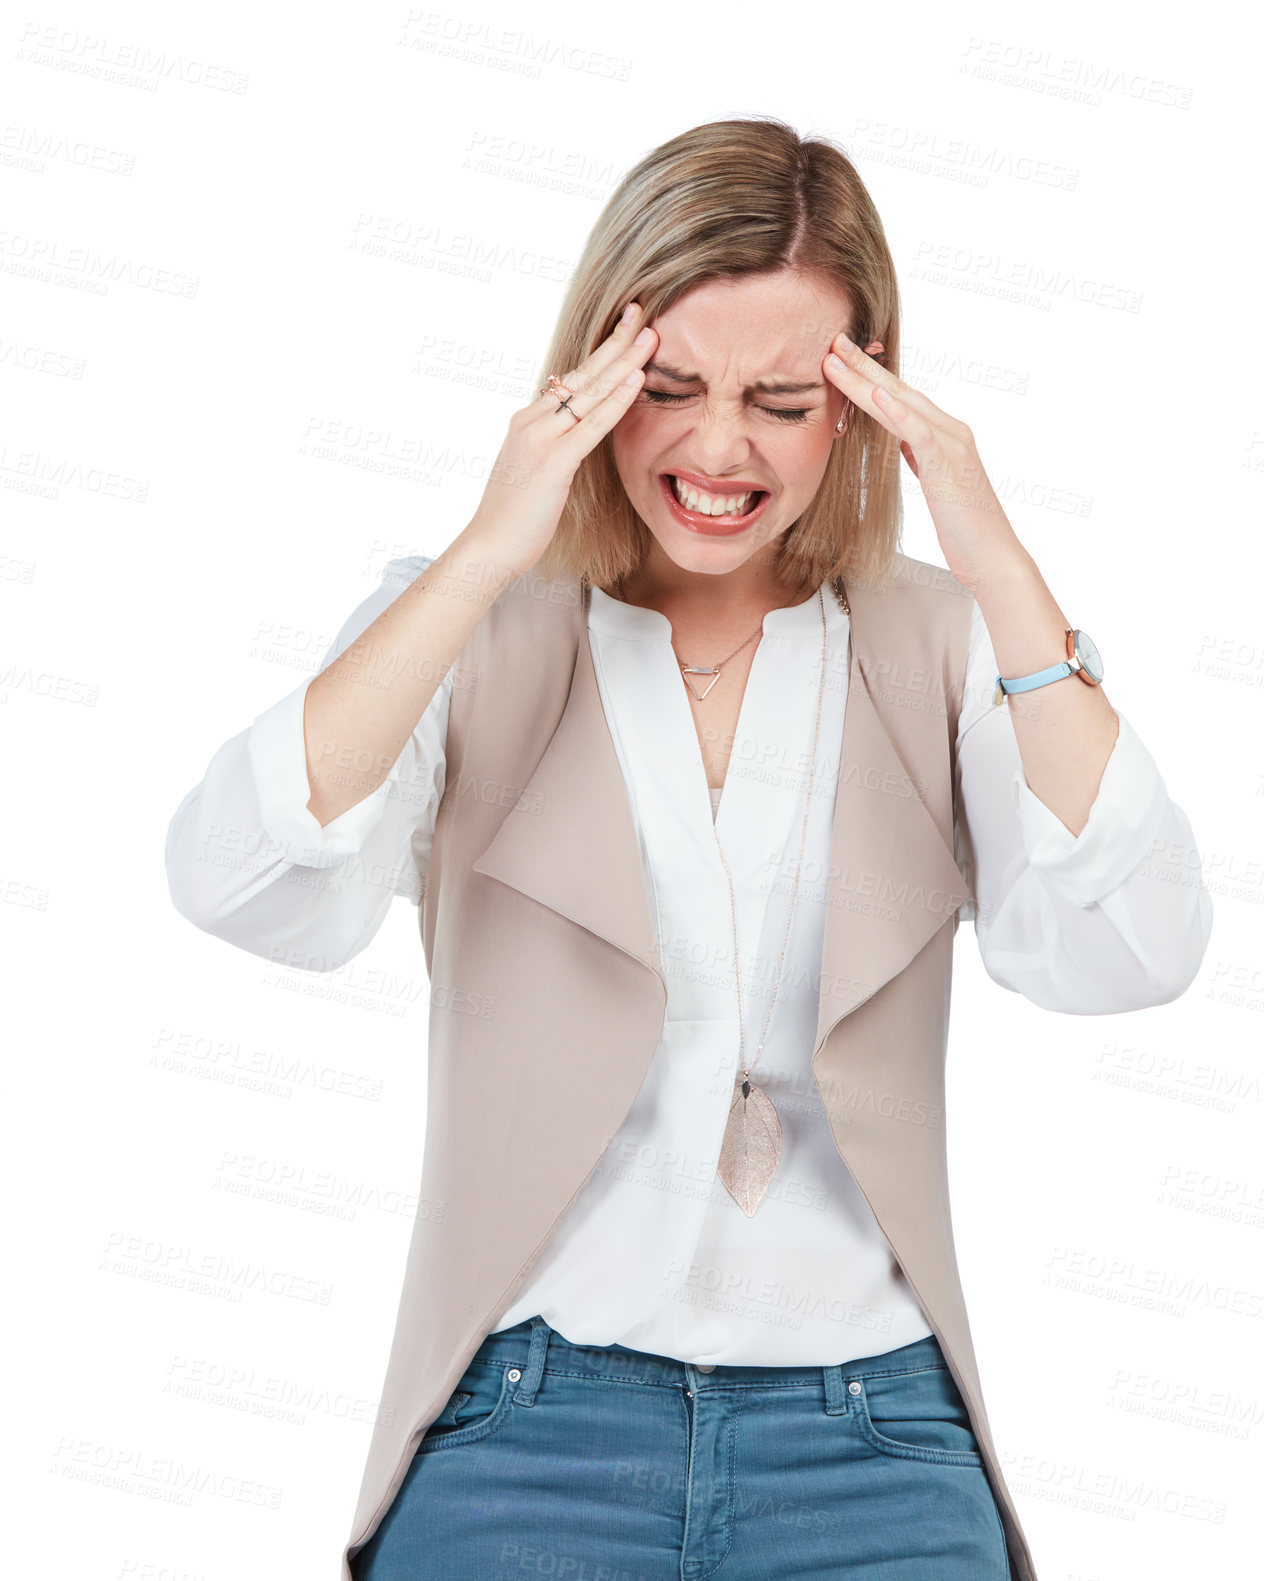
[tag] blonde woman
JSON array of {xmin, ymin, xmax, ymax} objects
[{"xmin": 166, "ymin": 117, "xmax": 1212, "ymax": 1581}]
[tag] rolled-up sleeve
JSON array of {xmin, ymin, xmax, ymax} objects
[
  {"xmin": 953, "ymin": 598, "xmax": 1214, "ymax": 1013},
  {"xmin": 164, "ymin": 555, "xmax": 449, "ymax": 972}
]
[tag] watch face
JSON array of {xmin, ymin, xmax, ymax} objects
[{"xmin": 1073, "ymin": 629, "xmax": 1103, "ymax": 683}]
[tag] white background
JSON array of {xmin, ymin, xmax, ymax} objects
[{"xmin": 4, "ymin": 1, "xmax": 1262, "ymax": 1577}]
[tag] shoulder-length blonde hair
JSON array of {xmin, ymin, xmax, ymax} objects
[{"xmin": 533, "ymin": 114, "xmax": 904, "ymax": 595}]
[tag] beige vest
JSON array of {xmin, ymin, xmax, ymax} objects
[{"xmin": 340, "ymin": 551, "xmax": 1039, "ymax": 1581}]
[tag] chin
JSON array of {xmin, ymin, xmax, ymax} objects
[
  {"xmin": 637, "ymin": 492, "xmax": 786, "ymax": 565},
  {"xmin": 656, "ymin": 528, "xmax": 784, "ymax": 578}
]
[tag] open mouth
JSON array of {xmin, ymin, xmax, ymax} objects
[{"xmin": 658, "ymin": 473, "xmax": 771, "ymax": 534}]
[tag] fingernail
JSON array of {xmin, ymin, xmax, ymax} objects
[
  {"xmin": 621, "ymin": 302, "xmax": 639, "ymax": 323},
  {"xmin": 835, "ymin": 331, "xmax": 855, "ymax": 352},
  {"xmin": 634, "ymin": 326, "xmax": 653, "ymax": 344}
]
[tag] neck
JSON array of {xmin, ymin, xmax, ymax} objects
[{"xmin": 614, "ymin": 540, "xmax": 817, "ymax": 624}]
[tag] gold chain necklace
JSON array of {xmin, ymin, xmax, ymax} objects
[{"xmin": 611, "ymin": 576, "xmax": 765, "ymax": 702}]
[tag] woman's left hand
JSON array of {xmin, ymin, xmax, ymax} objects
[{"xmin": 822, "ymin": 333, "xmax": 1024, "ymax": 594}]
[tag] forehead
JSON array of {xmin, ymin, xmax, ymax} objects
[{"xmin": 652, "ymin": 271, "xmax": 851, "ymax": 377}]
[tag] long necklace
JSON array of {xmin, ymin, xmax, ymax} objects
[
  {"xmin": 607, "ymin": 576, "xmax": 837, "ymax": 1216},
  {"xmin": 711, "ymin": 590, "xmax": 829, "ymax": 1216}
]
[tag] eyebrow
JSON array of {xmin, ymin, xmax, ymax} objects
[{"xmin": 644, "ymin": 361, "xmax": 825, "ymax": 396}]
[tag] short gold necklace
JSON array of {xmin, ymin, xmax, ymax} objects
[{"xmin": 608, "ymin": 581, "xmax": 768, "ymax": 701}]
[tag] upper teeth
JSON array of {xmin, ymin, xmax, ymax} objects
[{"xmin": 670, "ymin": 476, "xmax": 757, "ymax": 516}]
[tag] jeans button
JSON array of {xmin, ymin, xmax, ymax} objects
[{"xmin": 697, "ymin": 1364, "xmax": 715, "ymax": 1373}]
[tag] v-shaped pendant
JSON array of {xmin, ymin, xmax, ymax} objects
[{"xmin": 681, "ymin": 664, "xmax": 722, "ymax": 701}]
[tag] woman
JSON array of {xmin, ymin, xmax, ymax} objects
[{"xmin": 166, "ymin": 118, "xmax": 1212, "ymax": 1580}]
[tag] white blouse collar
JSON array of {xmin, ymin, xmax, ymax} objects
[{"xmin": 588, "ymin": 579, "xmax": 850, "ymax": 641}]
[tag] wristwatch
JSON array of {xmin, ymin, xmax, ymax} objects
[{"xmin": 993, "ymin": 628, "xmax": 1104, "ymax": 707}]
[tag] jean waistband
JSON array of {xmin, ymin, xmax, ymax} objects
[{"xmin": 472, "ymin": 1317, "xmax": 949, "ymax": 1393}]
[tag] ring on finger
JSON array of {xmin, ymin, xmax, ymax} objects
[{"xmin": 540, "ymin": 372, "xmax": 581, "ymax": 421}]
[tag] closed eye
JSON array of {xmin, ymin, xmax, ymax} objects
[{"xmin": 641, "ymin": 389, "xmax": 811, "ymax": 424}]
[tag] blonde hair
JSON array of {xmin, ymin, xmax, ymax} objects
[{"xmin": 533, "ymin": 115, "xmax": 905, "ymax": 596}]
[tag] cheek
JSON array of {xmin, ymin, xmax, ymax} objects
[
  {"xmin": 610, "ymin": 412, "xmax": 660, "ymax": 500},
  {"xmin": 774, "ymin": 429, "xmax": 833, "ymax": 489},
  {"xmin": 612, "ymin": 405, "xmax": 681, "ymax": 473},
  {"xmin": 611, "ymin": 403, "xmax": 655, "ymax": 458}
]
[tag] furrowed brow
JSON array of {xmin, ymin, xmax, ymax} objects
[{"xmin": 645, "ymin": 361, "xmax": 825, "ymax": 396}]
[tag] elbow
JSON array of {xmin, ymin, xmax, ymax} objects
[
  {"xmin": 978, "ymin": 932, "xmax": 1212, "ymax": 1017},
  {"xmin": 163, "ymin": 815, "xmax": 366, "ymax": 976},
  {"xmin": 1129, "ymin": 887, "xmax": 1215, "ymax": 1011},
  {"xmin": 1025, "ymin": 938, "xmax": 1211, "ymax": 1017},
  {"xmin": 163, "ymin": 802, "xmax": 228, "ymax": 938},
  {"xmin": 981, "ymin": 868, "xmax": 1216, "ymax": 1016},
  {"xmin": 1106, "ymin": 960, "xmax": 1203, "ymax": 1014},
  {"xmin": 165, "ymin": 883, "xmax": 364, "ymax": 975}
]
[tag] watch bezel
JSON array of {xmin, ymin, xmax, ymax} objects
[{"xmin": 1069, "ymin": 628, "xmax": 1104, "ymax": 685}]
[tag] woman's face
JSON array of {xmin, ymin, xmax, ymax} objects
[{"xmin": 610, "ymin": 269, "xmax": 853, "ymax": 581}]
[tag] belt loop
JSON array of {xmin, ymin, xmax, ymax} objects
[
  {"xmin": 823, "ymin": 1364, "xmax": 848, "ymax": 1416},
  {"xmin": 513, "ymin": 1315, "xmax": 552, "ymax": 1407}
]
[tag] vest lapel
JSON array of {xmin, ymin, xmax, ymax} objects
[
  {"xmin": 470, "ymin": 586, "xmax": 665, "ymax": 982},
  {"xmin": 470, "ymin": 572, "xmax": 970, "ymax": 1039},
  {"xmin": 814, "ymin": 576, "xmax": 972, "ymax": 1057}
]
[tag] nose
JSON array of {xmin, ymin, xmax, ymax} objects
[{"xmin": 678, "ymin": 407, "xmax": 762, "ymax": 474}]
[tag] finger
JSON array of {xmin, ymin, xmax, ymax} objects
[
  {"xmin": 537, "ymin": 304, "xmax": 653, "ymax": 421},
  {"xmin": 870, "ymin": 382, "xmax": 940, "ymax": 454},
  {"xmin": 823, "ymin": 335, "xmax": 899, "ymax": 397},
  {"xmin": 538, "ymin": 319, "xmax": 657, "ymax": 429},
  {"xmin": 553, "ymin": 359, "xmax": 648, "ymax": 456},
  {"xmin": 824, "ymin": 334, "xmax": 943, "ymax": 428}
]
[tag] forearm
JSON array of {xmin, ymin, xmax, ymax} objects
[
  {"xmin": 303, "ymin": 522, "xmax": 517, "ymax": 828},
  {"xmin": 971, "ymin": 546, "xmax": 1120, "ymax": 838}
]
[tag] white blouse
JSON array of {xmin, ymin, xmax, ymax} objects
[{"xmin": 165, "ymin": 556, "xmax": 1214, "ymax": 1366}]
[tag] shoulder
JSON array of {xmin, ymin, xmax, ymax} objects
[
  {"xmin": 381, "ymin": 556, "xmax": 584, "ymax": 632},
  {"xmin": 878, "ymin": 551, "xmax": 974, "ymax": 614},
  {"xmin": 871, "ymin": 552, "xmax": 975, "ymax": 642},
  {"xmin": 371, "ymin": 556, "xmax": 585, "ymax": 710},
  {"xmin": 849, "ymin": 553, "xmax": 976, "ymax": 680},
  {"xmin": 473, "ymin": 564, "xmax": 587, "ymax": 658}
]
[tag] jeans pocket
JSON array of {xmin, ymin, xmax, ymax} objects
[
  {"xmin": 415, "ymin": 1361, "xmax": 518, "ymax": 1454},
  {"xmin": 850, "ymin": 1364, "xmax": 984, "ymax": 1466}
]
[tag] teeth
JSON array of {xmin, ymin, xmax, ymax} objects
[{"xmin": 669, "ymin": 476, "xmax": 757, "ymax": 516}]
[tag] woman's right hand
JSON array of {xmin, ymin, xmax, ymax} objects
[{"xmin": 465, "ymin": 301, "xmax": 658, "ymax": 579}]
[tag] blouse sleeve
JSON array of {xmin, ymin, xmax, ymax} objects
[
  {"xmin": 953, "ymin": 597, "xmax": 1213, "ymax": 1013},
  {"xmin": 164, "ymin": 555, "xmax": 450, "ymax": 972}
]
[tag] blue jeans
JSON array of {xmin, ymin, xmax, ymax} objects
[{"xmin": 353, "ymin": 1315, "xmax": 1011, "ymax": 1580}]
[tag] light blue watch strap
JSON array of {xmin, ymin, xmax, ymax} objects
[{"xmin": 994, "ymin": 659, "xmax": 1073, "ymax": 697}]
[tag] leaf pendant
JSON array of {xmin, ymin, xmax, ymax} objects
[{"xmin": 717, "ymin": 1076, "xmax": 782, "ymax": 1217}]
